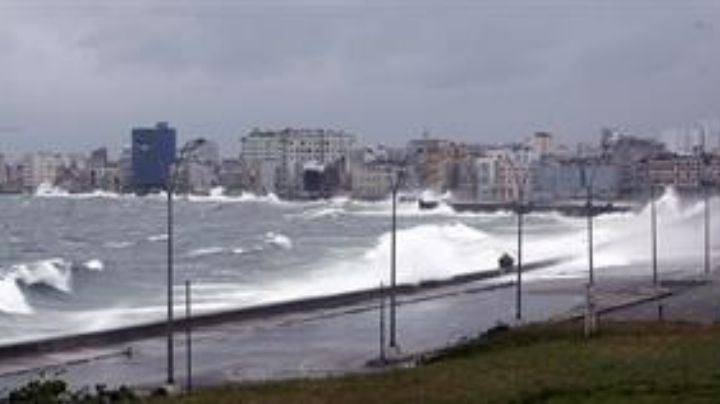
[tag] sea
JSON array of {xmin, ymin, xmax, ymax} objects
[{"xmin": 0, "ymin": 187, "xmax": 716, "ymax": 345}]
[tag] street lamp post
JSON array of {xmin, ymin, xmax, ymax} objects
[
  {"xmin": 165, "ymin": 138, "xmax": 206, "ymax": 386},
  {"xmin": 580, "ymin": 155, "xmax": 609, "ymax": 336},
  {"xmin": 580, "ymin": 159, "xmax": 598, "ymax": 287},
  {"xmin": 702, "ymin": 153, "xmax": 711, "ymax": 277},
  {"xmin": 651, "ymin": 182, "xmax": 658, "ymax": 286},
  {"xmin": 166, "ymin": 178, "xmax": 175, "ymax": 385},
  {"xmin": 508, "ymin": 159, "xmax": 529, "ymax": 322},
  {"xmin": 515, "ymin": 189, "xmax": 524, "ymax": 321},
  {"xmin": 705, "ymin": 183, "xmax": 710, "ymax": 276},
  {"xmin": 379, "ymin": 281, "xmax": 386, "ymax": 363},
  {"xmin": 388, "ymin": 169, "xmax": 402, "ymax": 350}
]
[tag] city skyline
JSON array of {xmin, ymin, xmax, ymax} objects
[
  {"xmin": 0, "ymin": 119, "xmax": 717, "ymax": 159},
  {"xmin": 1, "ymin": 1, "xmax": 720, "ymax": 152}
]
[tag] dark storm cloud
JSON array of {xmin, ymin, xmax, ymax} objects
[{"xmin": 1, "ymin": 1, "xmax": 719, "ymax": 153}]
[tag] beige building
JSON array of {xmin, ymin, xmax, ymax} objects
[
  {"xmin": 641, "ymin": 153, "xmax": 720, "ymax": 191},
  {"xmin": 406, "ymin": 138, "xmax": 468, "ymax": 193},
  {"xmin": 351, "ymin": 164, "xmax": 394, "ymax": 200},
  {"xmin": 532, "ymin": 132, "xmax": 554, "ymax": 157}
]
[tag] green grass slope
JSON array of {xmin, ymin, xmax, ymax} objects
[{"xmin": 150, "ymin": 322, "xmax": 720, "ymax": 404}]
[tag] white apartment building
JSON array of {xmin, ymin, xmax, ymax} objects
[
  {"xmin": 21, "ymin": 152, "xmax": 66, "ymax": 190},
  {"xmin": 473, "ymin": 155, "xmax": 499, "ymax": 201},
  {"xmin": 240, "ymin": 128, "xmax": 356, "ymax": 196},
  {"xmin": 485, "ymin": 145, "xmax": 535, "ymax": 203}
]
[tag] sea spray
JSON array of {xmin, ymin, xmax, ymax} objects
[{"xmin": 255, "ymin": 222, "xmax": 523, "ymax": 303}]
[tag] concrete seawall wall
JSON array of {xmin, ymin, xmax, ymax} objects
[{"xmin": 0, "ymin": 258, "xmax": 563, "ymax": 360}]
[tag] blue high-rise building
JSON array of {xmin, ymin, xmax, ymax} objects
[{"xmin": 131, "ymin": 122, "xmax": 177, "ymax": 193}]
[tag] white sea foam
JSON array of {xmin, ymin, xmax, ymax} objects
[
  {"xmin": 185, "ymin": 187, "xmax": 286, "ymax": 205},
  {"xmin": 265, "ymin": 232, "xmax": 293, "ymax": 249},
  {"xmin": 104, "ymin": 241, "xmax": 134, "ymax": 249},
  {"xmin": 293, "ymin": 206, "xmax": 345, "ymax": 220},
  {"xmin": 34, "ymin": 183, "xmax": 70, "ymax": 197},
  {"xmin": 187, "ymin": 247, "xmax": 225, "ymax": 258},
  {"xmin": 34, "ymin": 184, "xmax": 123, "ymax": 199},
  {"xmin": 147, "ymin": 234, "xmax": 168, "ymax": 242},
  {"xmin": 83, "ymin": 259, "xmax": 105, "ymax": 272},
  {"xmin": 78, "ymin": 190, "xmax": 122, "ymax": 199},
  {"xmin": 331, "ymin": 197, "xmax": 501, "ymax": 219},
  {"xmin": 290, "ymin": 197, "xmax": 479, "ymax": 221}
]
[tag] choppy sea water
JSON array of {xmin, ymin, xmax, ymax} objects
[{"xmin": 0, "ymin": 188, "xmax": 716, "ymax": 345}]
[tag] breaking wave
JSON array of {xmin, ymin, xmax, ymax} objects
[
  {"xmin": 0, "ymin": 258, "xmax": 105, "ymax": 314},
  {"xmin": 185, "ymin": 187, "xmax": 285, "ymax": 205},
  {"xmin": 256, "ymin": 223, "xmax": 522, "ymax": 303},
  {"xmin": 257, "ymin": 188, "xmax": 720, "ymax": 304},
  {"xmin": 8, "ymin": 185, "xmax": 719, "ymax": 341},
  {"xmin": 34, "ymin": 183, "xmax": 70, "ymax": 197},
  {"xmin": 34, "ymin": 183, "xmax": 122, "ymax": 199}
]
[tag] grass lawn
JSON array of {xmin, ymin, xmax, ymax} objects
[{"xmin": 149, "ymin": 321, "xmax": 720, "ymax": 403}]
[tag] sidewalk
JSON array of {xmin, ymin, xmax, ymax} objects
[{"xmin": 604, "ymin": 274, "xmax": 719, "ymax": 323}]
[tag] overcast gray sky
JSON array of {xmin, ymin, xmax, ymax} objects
[{"xmin": 1, "ymin": 0, "xmax": 719, "ymax": 156}]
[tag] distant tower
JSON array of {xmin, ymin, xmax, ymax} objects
[
  {"xmin": 600, "ymin": 127, "xmax": 615, "ymax": 152},
  {"xmin": 131, "ymin": 122, "xmax": 177, "ymax": 194}
]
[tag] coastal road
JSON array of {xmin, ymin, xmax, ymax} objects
[{"xmin": 0, "ymin": 267, "xmax": 711, "ymax": 393}]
